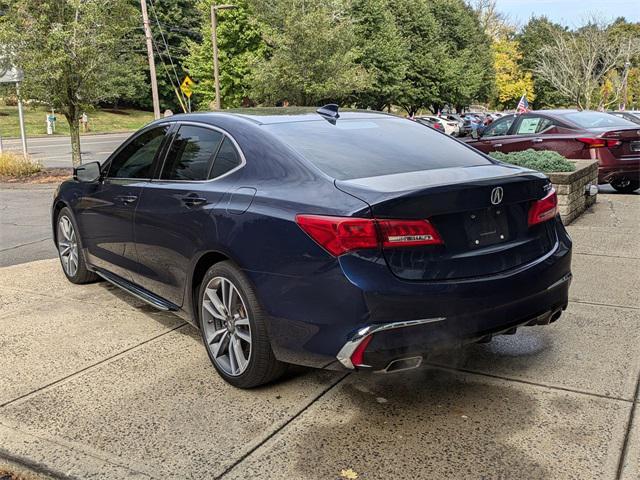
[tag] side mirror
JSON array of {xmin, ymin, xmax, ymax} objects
[
  {"xmin": 74, "ymin": 161, "xmax": 101, "ymax": 183},
  {"xmin": 470, "ymin": 129, "xmax": 480, "ymax": 140}
]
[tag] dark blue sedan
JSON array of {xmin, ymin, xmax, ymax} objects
[{"xmin": 52, "ymin": 106, "xmax": 572, "ymax": 388}]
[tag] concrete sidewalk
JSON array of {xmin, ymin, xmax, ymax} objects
[{"xmin": 0, "ymin": 192, "xmax": 638, "ymax": 479}]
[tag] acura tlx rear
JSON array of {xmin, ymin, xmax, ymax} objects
[{"xmin": 260, "ymin": 113, "xmax": 572, "ymax": 374}]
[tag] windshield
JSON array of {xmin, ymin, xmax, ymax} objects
[
  {"xmin": 563, "ymin": 111, "xmax": 637, "ymax": 129},
  {"xmin": 265, "ymin": 117, "xmax": 491, "ymax": 180}
]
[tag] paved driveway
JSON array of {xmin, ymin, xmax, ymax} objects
[
  {"xmin": 0, "ymin": 191, "xmax": 638, "ymax": 479},
  {"xmin": 3, "ymin": 133, "xmax": 129, "ymax": 168}
]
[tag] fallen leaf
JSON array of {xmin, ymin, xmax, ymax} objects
[{"xmin": 340, "ymin": 468, "xmax": 359, "ymax": 479}]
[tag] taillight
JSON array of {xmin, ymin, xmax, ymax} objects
[
  {"xmin": 528, "ymin": 189, "xmax": 558, "ymax": 227},
  {"xmin": 295, "ymin": 215, "xmax": 443, "ymax": 256},
  {"xmin": 295, "ymin": 215, "xmax": 378, "ymax": 256},
  {"xmin": 576, "ymin": 137, "xmax": 621, "ymax": 148}
]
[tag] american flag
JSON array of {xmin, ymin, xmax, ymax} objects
[{"xmin": 517, "ymin": 93, "xmax": 530, "ymax": 114}]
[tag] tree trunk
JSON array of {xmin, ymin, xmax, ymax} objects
[{"xmin": 66, "ymin": 113, "xmax": 82, "ymax": 167}]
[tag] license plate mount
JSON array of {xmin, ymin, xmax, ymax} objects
[
  {"xmin": 630, "ymin": 141, "xmax": 640, "ymax": 152},
  {"xmin": 464, "ymin": 207, "xmax": 510, "ymax": 248}
]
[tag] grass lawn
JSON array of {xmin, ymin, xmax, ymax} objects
[{"xmin": 0, "ymin": 105, "xmax": 154, "ymax": 138}]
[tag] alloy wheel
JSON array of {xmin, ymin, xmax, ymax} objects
[
  {"xmin": 201, "ymin": 276, "xmax": 252, "ymax": 377},
  {"xmin": 57, "ymin": 215, "xmax": 79, "ymax": 277}
]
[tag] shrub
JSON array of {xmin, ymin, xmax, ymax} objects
[
  {"xmin": 488, "ymin": 149, "xmax": 576, "ymax": 173},
  {"xmin": 0, "ymin": 152, "xmax": 42, "ymax": 177}
]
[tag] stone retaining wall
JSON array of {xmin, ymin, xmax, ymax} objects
[{"xmin": 547, "ymin": 160, "xmax": 599, "ymax": 225}]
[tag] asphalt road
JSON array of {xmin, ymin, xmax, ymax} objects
[{"xmin": 2, "ymin": 133, "xmax": 130, "ymax": 168}]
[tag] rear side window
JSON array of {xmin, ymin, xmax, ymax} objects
[
  {"xmin": 161, "ymin": 125, "xmax": 223, "ymax": 181},
  {"xmin": 108, "ymin": 125, "xmax": 169, "ymax": 179},
  {"xmin": 209, "ymin": 137, "xmax": 241, "ymax": 179},
  {"xmin": 516, "ymin": 116, "xmax": 554, "ymax": 134},
  {"xmin": 265, "ymin": 118, "xmax": 491, "ymax": 180}
]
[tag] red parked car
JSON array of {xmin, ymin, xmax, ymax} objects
[{"xmin": 464, "ymin": 110, "xmax": 640, "ymax": 193}]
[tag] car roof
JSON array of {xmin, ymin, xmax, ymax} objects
[{"xmin": 158, "ymin": 108, "xmax": 395, "ymax": 125}]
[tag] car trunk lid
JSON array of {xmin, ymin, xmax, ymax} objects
[
  {"xmin": 588, "ymin": 127, "xmax": 640, "ymax": 158},
  {"xmin": 336, "ymin": 165, "xmax": 557, "ymax": 281}
]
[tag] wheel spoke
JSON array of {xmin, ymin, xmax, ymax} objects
[
  {"xmin": 203, "ymin": 300, "xmax": 225, "ymax": 320},
  {"xmin": 212, "ymin": 331, "xmax": 229, "ymax": 358},
  {"xmin": 235, "ymin": 317, "xmax": 249, "ymax": 327},
  {"xmin": 206, "ymin": 288, "xmax": 226, "ymax": 317},
  {"xmin": 228, "ymin": 340, "xmax": 238, "ymax": 374},
  {"xmin": 235, "ymin": 328, "xmax": 251, "ymax": 344},
  {"xmin": 231, "ymin": 336, "xmax": 247, "ymax": 371},
  {"xmin": 227, "ymin": 285, "xmax": 237, "ymax": 312},
  {"xmin": 59, "ymin": 245, "xmax": 70, "ymax": 256},
  {"xmin": 207, "ymin": 327, "xmax": 227, "ymax": 346}
]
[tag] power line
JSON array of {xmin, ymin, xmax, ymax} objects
[{"xmin": 148, "ymin": 0, "xmax": 188, "ymax": 108}]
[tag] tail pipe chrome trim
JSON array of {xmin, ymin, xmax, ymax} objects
[
  {"xmin": 336, "ymin": 317, "xmax": 446, "ymax": 370},
  {"xmin": 378, "ymin": 356, "xmax": 423, "ymax": 373}
]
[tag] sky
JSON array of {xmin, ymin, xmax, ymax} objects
[{"xmin": 494, "ymin": 0, "xmax": 640, "ymax": 27}]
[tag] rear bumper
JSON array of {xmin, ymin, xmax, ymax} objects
[
  {"xmin": 595, "ymin": 155, "xmax": 640, "ymax": 184},
  {"xmin": 245, "ymin": 218, "xmax": 572, "ymax": 370}
]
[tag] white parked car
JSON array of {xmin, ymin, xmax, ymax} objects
[{"xmin": 420, "ymin": 115, "xmax": 460, "ymax": 136}]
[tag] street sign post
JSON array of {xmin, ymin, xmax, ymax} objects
[
  {"xmin": 0, "ymin": 65, "xmax": 27, "ymax": 158},
  {"xmin": 180, "ymin": 76, "xmax": 195, "ymax": 112}
]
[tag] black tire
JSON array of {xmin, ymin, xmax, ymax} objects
[
  {"xmin": 198, "ymin": 261, "xmax": 286, "ymax": 388},
  {"xmin": 610, "ymin": 178, "xmax": 640, "ymax": 194},
  {"xmin": 55, "ymin": 207, "xmax": 99, "ymax": 284}
]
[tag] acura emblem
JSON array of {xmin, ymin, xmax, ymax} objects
[{"xmin": 491, "ymin": 186, "xmax": 503, "ymax": 205}]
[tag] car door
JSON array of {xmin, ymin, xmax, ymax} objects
[
  {"xmin": 467, "ymin": 115, "xmax": 516, "ymax": 153},
  {"xmin": 132, "ymin": 123, "xmax": 244, "ymax": 305},
  {"xmin": 506, "ymin": 115, "xmax": 559, "ymax": 152},
  {"xmin": 75, "ymin": 124, "xmax": 171, "ymax": 281}
]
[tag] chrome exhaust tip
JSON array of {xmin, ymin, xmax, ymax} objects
[{"xmin": 380, "ymin": 356, "xmax": 423, "ymax": 373}]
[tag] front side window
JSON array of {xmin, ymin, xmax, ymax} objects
[
  {"xmin": 108, "ymin": 125, "xmax": 169, "ymax": 179},
  {"xmin": 161, "ymin": 125, "xmax": 223, "ymax": 181},
  {"xmin": 482, "ymin": 116, "xmax": 514, "ymax": 137}
]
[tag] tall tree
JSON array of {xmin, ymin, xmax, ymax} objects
[
  {"xmin": 184, "ymin": 0, "xmax": 266, "ymax": 109},
  {"xmin": 429, "ymin": 0, "xmax": 494, "ymax": 113},
  {"xmin": 535, "ymin": 19, "xmax": 640, "ymax": 109},
  {"xmin": 249, "ymin": 1, "xmax": 369, "ymax": 105},
  {"xmin": 389, "ymin": 0, "xmax": 444, "ymax": 116},
  {"xmin": 492, "ymin": 37, "xmax": 535, "ymax": 109},
  {"xmin": 0, "ymin": 0, "xmax": 143, "ymax": 165},
  {"xmin": 517, "ymin": 16, "xmax": 567, "ymax": 108},
  {"xmin": 350, "ymin": 0, "xmax": 407, "ymax": 110}
]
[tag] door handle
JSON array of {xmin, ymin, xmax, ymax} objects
[
  {"xmin": 116, "ymin": 195, "xmax": 138, "ymax": 205},
  {"xmin": 181, "ymin": 194, "xmax": 207, "ymax": 208},
  {"xmin": 494, "ymin": 143, "xmax": 503, "ymax": 148},
  {"xmin": 532, "ymin": 138, "xmax": 543, "ymax": 143}
]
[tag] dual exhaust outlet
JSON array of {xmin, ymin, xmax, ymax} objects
[{"xmin": 376, "ymin": 307, "xmax": 564, "ymax": 374}]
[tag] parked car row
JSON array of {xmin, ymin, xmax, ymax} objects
[{"xmin": 462, "ymin": 110, "xmax": 640, "ymax": 193}]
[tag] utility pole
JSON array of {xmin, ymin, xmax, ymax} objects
[
  {"xmin": 621, "ymin": 61, "xmax": 631, "ymax": 111},
  {"xmin": 15, "ymin": 81, "xmax": 27, "ymax": 158},
  {"xmin": 141, "ymin": 0, "xmax": 161, "ymax": 119},
  {"xmin": 210, "ymin": 3, "xmax": 237, "ymax": 110}
]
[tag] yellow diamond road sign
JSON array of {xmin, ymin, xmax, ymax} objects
[{"xmin": 180, "ymin": 75, "xmax": 195, "ymax": 98}]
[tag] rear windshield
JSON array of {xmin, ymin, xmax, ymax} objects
[
  {"xmin": 562, "ymin": 111, "xmax": 636, "ymax": 129},
  {"xmin": 265, "ymin": 117, "xmax": 491, "ymax": 180}
]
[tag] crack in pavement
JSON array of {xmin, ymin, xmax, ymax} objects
[
  {"xmin": 616, "ymin": 370, "xmax": 640, "ymax": 480},
  {"xmin": 0, "ymin": 322, "xmax": 188, "ymax": 409},
  {"xmin": 0, "ymin": 238, "xmax": 51, "ymax": 252}
]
